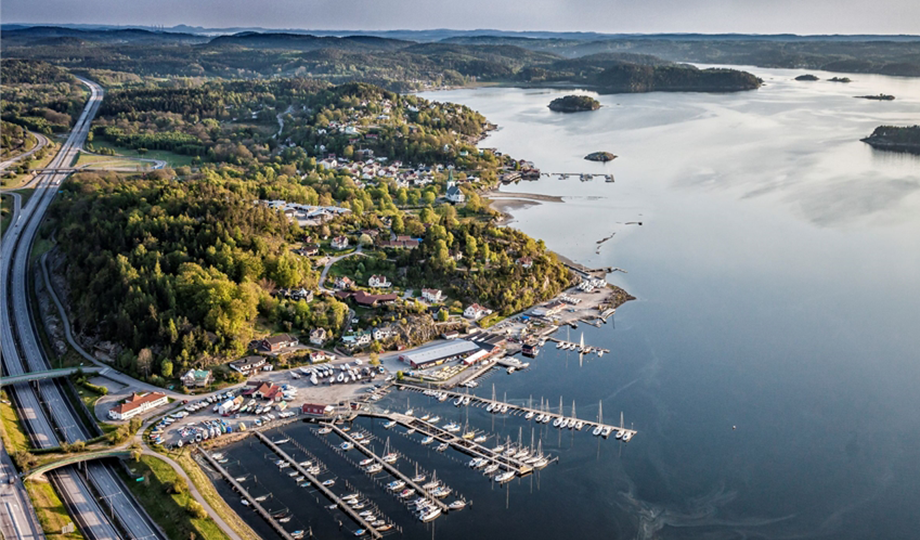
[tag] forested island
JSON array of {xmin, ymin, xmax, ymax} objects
[
  {"xmin": 861, "ymin": 125, "xmax": 920, "ymax": 154},
  {"xmin": 585, "ymin": 152, "xmax": 616, "ymax": 162},
  {"xmin": 795, "ymin": 74, "xmax": 819, "ymax": 81},
  {"xmin": 548, "ymin": 95, "xmax": 601, "ymax": 112}
]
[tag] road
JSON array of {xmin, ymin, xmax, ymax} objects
[
  {"xmin": 1, "ymin": 77, "xmax": 163, "ymax": 540},
  {"xmin": 0, "ymin": 444, "xmax": 43, "ymax": 540},
  {"xmin": 318, "ymin": 245, "xmax": 366, "ymax": 292},
  {"xmin": 0, "ymin": 132, "xmax": 49, "ymax": 173}
]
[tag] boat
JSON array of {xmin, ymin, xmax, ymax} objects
[
  {"xmin": 235, "ymin": 476, "xmax": 246, "ymax": 482},
  {"xmin": 354, "ymin": 529, "xmax": 366, "ymax": 537},
  {"xmin": 533, "ymin": 458, "xmax": 550, "ymax": 469},
  {"xmin": 575, "ymin": 420, "xmax": 585, "ymax": 430},
  {"xmin": 377, "ymin": 524, "xmax": 393, "ymax": 532},
  {"xmin": 542, "ymin": 415, "xmax": 551, "ymax": 424},
  {"xmin": 525, "ymin": 411, "xmax": 535, "ymax": 420},
  {"xmin": 468, "ymin": 457, "xmax": 485, "ymax": 468},
  {"xmin": 274, "ymin": 438, "xmax": 290, "ymax": 444},
  {"xmin": 399, "ymin": 488, "xmax": 416, "ymax": 499},
  {"xmin": 366, "ymin": 463, "xmax": 383, "ymax": 473},
  {"xmin": 602, "ymin": 426, "xmax": 613, "ymax": 438},
  {"xmin": 340, "ymin": 442, "xmax": 354, "ymax": 451},
  {"xmin": 299, "ymin": 481, "xmax": 311, "ymax": 488},
  {"xmin": 407, "ymin": 428, "xmax": 416, "ymax": 435},
  {"xmin": 473, "ymin": 434, "xmax": 488, "ymax": 443},
  {"xmin": 292, "ymin": 531, "xmax": 305, "ymax": 539},
  {"xmin": 387, "ymin": 480, "xmax": 405, "ymax": 491},
  {"xmin": 454, "ymin": 397, "xmax": 464, "ymax": 407},
  {"xmin": 535, "ymin": 413, "xmax": 544, "ymax": 422},
  {"xmin": 318, "ymin": 427, "xmax": 332, "ymax": 435},
  {"xmin": 359, "ymin": 458, "xmax": 374, "ymax": 466},
  {"xmin": 383, "ymin": 420, "xmax": 396, "ymax": 429},
  {"xmin": 449, "ymin": 500, "xmax": 467, "ymax": 510},
  {"xmin": 431, "ymin": 486, "xmax": 452, "ymax": 498},
  {"xmin": 419, "ymin": 507, "xmax": 442, "ymax": 522},
  {"xmin": 462, "ymin": 429, "xmax": 476, "ymax": 440},
  {"xmin": 420, "ymin": 413, "xmax": 430, "ymax": 421},
  {"xmin": 412, "ymin": 473, "xmax": 426, "ymax": 483},
  {"xmin": 428, "ymin": 416, "xmax": 440, "ymax": 424},
  {"xmin": 322, "ymin": 479, "xmax": 335, "ymax": 487},
  {"xmin": 507, "ymin": 367, "xmax": 516, "ymax": 374},
  {"xmin": 482, "ymin": 463, "xmax": 500, "ymax": 475},
  {"xmin": 382, "ymin": 453, "xmax": 398, "ymax": 464},
  {"xmin": 491, "ymin": 444, "xmax": 505, "ymax": 454},
  {"xmin": 495, "ymin": 471, "xmax": 516, "ymax": 483},
  {"xmin": 436, "ymin": 443, "xmax": 449, "ymax": 452},
  {"xmin": 485, "ymin": 403, "xmax": 495, "ymax": 413},
  {"xmin": 241, "ymin": 499, "xmax": 250, "ymax": 506},
  {"xmin": 405, "ymin": 408, "xmax": 414, "ymax": 416},
  {"xmin": 421, "ymin": 436, "xmax": 434, "ymax": 445},
  {"xmin": 552, "ymin": 417, "xmax": 562, "ymax": 428},
  {"xmin": 278, "ymin": 516, "xmax": 291, "ymax": 523},
  {"xmin": 462, "ymin": 396, "xmax": 472, "ymax": 405},
  {"xmin": 288, "ymin": 470, "xmax": 299, "ymax": 477},
  {"xmin": 556, "ymin": 341, "xmax": 563, "ymax": 349},
  {"xmin": 615, "ymin": 429, "xmax": 625, "ymax": 440},
  {"xmin": 622, "ymin": 432, "xmax": 633, "ymax": 442},
  {"xmin": 444, "ymin": 422, "xmax": 460, "ymax": 433}
]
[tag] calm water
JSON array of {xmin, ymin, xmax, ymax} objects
[{"xmin": 216, "ymin": 67, "xmax": 920, "ymax": 540}]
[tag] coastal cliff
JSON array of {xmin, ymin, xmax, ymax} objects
[{"xmin": 861, "ymin": 125, "xmax": 920, "ymax": 154}]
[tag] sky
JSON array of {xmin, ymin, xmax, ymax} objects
[{"xmin": 3, "ymin": 0, "xmax": 919, "ymax": 35}]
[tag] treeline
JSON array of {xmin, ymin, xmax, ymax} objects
[
  {"xmin": 48, "ymin": 170, "xmax": 319, "ymax": 380},
  {"xmin": 1, "ymin": 59, "xmax": 86, "ymax": 134}
]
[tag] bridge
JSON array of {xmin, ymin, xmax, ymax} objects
[
  {"xmin": 23, "ymin": 450, "xmax": 132, "ymax": 481},
  {"xmin": 0, "ymin": 366, "xmax": 104, "ymax": 387}
]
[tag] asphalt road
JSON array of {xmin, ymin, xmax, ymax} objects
[
  {"xmin": 1, "ymin": 77, "xmax": 163, "ymax": 540},
  {"xmin": 0, "ymin": 132, "xmax": 49, "ymax": 173}
]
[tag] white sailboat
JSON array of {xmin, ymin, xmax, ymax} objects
[{"xmin": 592, "ymin": 400, "xmax": 604, "ymax": 436}]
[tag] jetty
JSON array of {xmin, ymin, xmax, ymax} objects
[
  {"xmin": 396, "ymin": 384, "xmax": 637, "ymax": 440},
  {"xmin": 546, "ymin": 335, "xmax": 610, "ymax": 356},
  {"xmin": 254, "ymin": 431, "xmax": 383, "ymax": 539},
  {"xmin": 198, "ymin": 449, "xmax": 296, "ymax": 540},
  {"xmin": 324, "ymin": 423, "xmax": 451, "ymax": 514}
]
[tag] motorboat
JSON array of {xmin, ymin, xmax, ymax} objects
[
  {"xmin": 399, "ymin": 488, "xmax": 416, "ymax": 499},
  {"xmin": 436, "ymin": 443, "xmax": 449, "ymax": 452},
  {"xmin": 491, "ymin": 444, "xmax": 505, "ymax": 454},
  {"xmin": 449, "ymin": 500, "xmax": 467, "ymax": 510},
  {"xmin": 340, "ymin": 442, "xmax": 354, "ymax": 451},
  {"xmin": 381, "ymin": 453, "xmax": 398, "ymax": 464},
  {"xmin": 366, "ymin": 463, "xmax": 383, "ymax": 473},
  {"xmin": 482, "ymin": 463, "xmax": 500, "ymax": 475},
  {"xmin": 428, "ymin": 416, "xmax": 440, "ymax": 424},
  {"xmin": 322, "ymin": 479, "xmax": 335, "ymax": 487},
  {"xmin": 473, "ymin": 434, "xmax": 488, "ymax": 443},
  {"xmin": 387, "ymin": 480, "xmax": 405, "ymax": 491},
  {"xmin": 359, "ymin": 458, "xmax": 374, "ymax": 466},
  {"xmin": 383, "ymin": 420, "xmax": 396, "ymax": 429},
  {"xmin": 421, "ymin": 436, "xmax": 434, "ymax": 445}
]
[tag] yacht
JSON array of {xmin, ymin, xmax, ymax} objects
[
  {"xmin": 491, "ymin": 444, "xmax": 505, "ymax": 454},
  {"xmin": 482, "ymin": 463, "xmax": 500, "ymax": 475},
  {"xmin": 436, "ymin": 443, "xmax": 449, "ymax": 452},
  {"xmin": 552, "ymin": 417, "xmax": 563, "ymax": 428},
  {"xmin": 601, "ymin": 426, "xmax": 613, "ymax": 438},
  {"xmin": 454, "ymin": 397, "xmax": 464, "ymax": 407},
  {"xmin": 321, "ymin": 479, "xmax": 335, "ymax": 487},
  {"xmin": 428, "ymin": 416, "xmax": 440, "ymax": 424},
  {"xmin": 366, "ymin": 463, "xmax": 383, "ymax": 473},
  {"xmin": 359, "ymin": 458, "xmax": 374, "ymax": 466},
  {"xmin": 622, "ymin": 432, "xmax": 633, "ymax": 442},
  {"xmin": 525, "ymin": 411, "xmax": 535, "ymax": 420},
  {"xmin": 448, "ymin": 500, "xmax": 467, "ymax": 511},
  {"xmin": 241, "ymin": 499, "xmax": 250, "ymax": 506},
  {"xmin": 421, "ymin": 436, "xmax": 434, "ymax": 445},
  {"xmin": 500, "ymin": 404, "xmax": 509, "ymax": 413},
  {"xmin": 535, "ymin": 413, "xmax": 544, "ymax": 423},
  {"xmin": 420, "ymin": 413, "xmax": 431, "ymax": 421},
  {"xmin": 495, "ymin": 471, "xmax": 516, "ymax": 483},
  {"xmin": 485, "ymin": 403, "xmax": 496, "ymax": 413},
  {"xmin": 419, "ymin": 507, "xmax": 442, "ymax": 522},
  {"xmin": 462, "ymin": 396, "xmax": 472, "ymax": 405},
  {"xmin": 473, "ymin": 434, "xmax": 488, "ymax": 443},
  {"xmin": 383, "ymin": 420, "xmax": 396, "ymax": 429},
  {"xmin": 340, "ymin": 442, "xmax": 354, "ymax": 451},
  {"xmin": 575, "ymin": 420, "xmax": 585, "ymax": 430},
  {"xmin": 382, "ymin": 453, "xmax": 398, "ymax": 464},
  {"xmin": 412, "ymin": 473, "xmax": 426, "ymax": 483},
  {"xmin": 387, "ymin": 480, "xmax": 405, "ymax": 491},
  {"xmin": 254, "ymin": 494, "xmax": 267, "ymax": 502},
  {"xmin": 615, "ymin": 429, "xmax": 625, "ymax": 440},
  {"xmin": 592, "ymin": 425, "xmax": 603, "ymax": 436}
]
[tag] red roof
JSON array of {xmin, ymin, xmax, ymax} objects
[{"xmin": 111, "ymin": 392, "xmax": 166, "ymax": 415}]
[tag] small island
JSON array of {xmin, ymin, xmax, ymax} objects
[
  {"xmin": 585, "ymin": 151, "xmax": 617, "ymax": 162},
  {"xmin": 829, "ymin": 77, "xmax": 852, "ymax": 83},
  {"xmin": 548, "ymin": 95, "xmax": 601, "ymax": 113},
  {"xmin": 795, "ymin": 74, "xmax": 819, "ymax": 81},
  {"xmin": 856, "ymin": 93, "xmax": 895, "ymax": 101},
  {"xmin": 861, "ymin": 125, "xmax": 920, "ymax": 154}
]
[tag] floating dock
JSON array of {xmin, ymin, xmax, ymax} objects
[
  {"xmin": 324, "ymin": 423, "xmax": 451, "ymax": 514},
  {"xmin": 396, "ymin": 384, "xmax": 637, "ymax": 440},
  {"xmin": 254, "ymin": 431, "xmax": 383, "ymax": 539},
  {"xmin": 198, "ymin": 449, "xmax": 296, "ymax": 540}
]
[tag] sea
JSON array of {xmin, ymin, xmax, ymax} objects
[{"xmin": 212, "ymin": 66, "xmax": 920, "ymax": 540}]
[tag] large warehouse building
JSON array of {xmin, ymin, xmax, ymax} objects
[{"xmin": 399, "ymin": 339, "xmax": 482, "ymax": 369}]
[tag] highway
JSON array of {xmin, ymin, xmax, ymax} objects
[{"xmin": 1, "ymin": 77, "xmax": 164, "ymax": 540}]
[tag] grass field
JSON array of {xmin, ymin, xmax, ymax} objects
[
  {"xmin": 73, "ymin": 152, "xmax": 152, "ymax": 170},
  {"xmin": 0, "ymin": 390, "xmax": 31, "ymax": 454},
  {"xmin": 89, "ymin": 141, "xmax": 197, "ymax": 168},
  {"xmin": 24, "ymin": 480, "xmax": 85, "ymax": 540},
  {"xmin": 0, "ymin": 193, "xmax": 14, "ymax": 237},
  {"xmin": 122, "ymin": 454, "xmax": 231, "ymax": 540}
]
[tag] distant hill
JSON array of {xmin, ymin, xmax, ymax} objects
[{"xmin": 205, "ymin": 32, "xmax": 411, "ymax": 52}]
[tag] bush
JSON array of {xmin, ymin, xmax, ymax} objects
[
  {"xmin": 168, "ymin": 477, "xmax": 188, "ymax": 495},
  {"xmin": 186, "ymin": 500, "xmax": 208, "ymax": 520}
]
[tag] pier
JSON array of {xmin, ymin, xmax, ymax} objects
[
  {"xmin": 198, "ymin": 449, "xmax": 296, "ymax": 540},
  {"xmin": 324, "ymin": 423, "xmax": 451, "ymax": 514},
  {"xmin": 546, "ymin": 337, "xmax": 610, "ymax": 356},
  {"xmin": 360, "ymin": 410, "xmax": 541, "ymax": 476},
  {"xmin": 254, "ymin": 431, "xmax": 383, "ymax": 539},
  {"xmin": 396, "ymin": 384, "xmax": 638, "ymax": 440}
]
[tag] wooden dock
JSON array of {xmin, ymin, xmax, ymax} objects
[
  {"xmin": 324, "ymin": 423, "xmax": 451, "ymax": 514},
  {"xmin": 546, "ymin": 337, "xmax": 610, "ymax": 356},
  {"xmin": 396, "ymin": 384, "xmax": 637, "ymax": 440},
  {"xmin": 198, "ymin": 449, "xmax": 296, "ymax": 540},
  {"xmin": 254, "ymin": 431, "xmax": 383, "ymax": 539}
]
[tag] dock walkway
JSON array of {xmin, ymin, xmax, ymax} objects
[
  {"xmin": 198, "ymin": 450, "xmax": 295, "ymax": 540},
  {"xmin": 324, "ymin": 423, "xmax": 450, "ymax": 513},
  {"xmin": 254, "ymin": 431, "xmax": 382, "ymax": 539},
  {"xmin": 397, "ymin": 384, "xmax": 637, "ymax": 439}
]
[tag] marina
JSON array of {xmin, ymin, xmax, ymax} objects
[
  {"xmin": 394, "ymin": 384, "xmax": 637, "ymax": 440},
  {"xmin": 253, "ymin": 431, "xmax": 385, "ymax": 539}
]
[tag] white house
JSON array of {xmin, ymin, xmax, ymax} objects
[
  {"xmin": 373, "ymin": 326, "xmax": 396, "ymax": 341},
  {"xmin": 446, "ymin": 182, "xmax": 465, "ymax": 204},
  {"xmin": 331, "ymin": 236, "xmax": 349, "ymax": 250},
  {"xmin": 310, "ymin": 328, "xmax": 327, "ymax": 346},
  {"xmin": 108, "ymin": 392, "xmax": 168, "ymax": 421},
  {"xmin": 334, "ymin": 276, "xmax": 354, "ymax": 290},
  {"xmin": 464, "ymin": 303, "xmax": 491, "ymax": 320},
  {"xmin": 368, "ymin": 275, "xmax": 391, "ymax": 288},
  {"xmin": 421, "ymin": 288, "xmax": 443, "ymax": 303},
  {"xmin": 180, "ymin": 369, "xmax": 212, "ymax": 388}
]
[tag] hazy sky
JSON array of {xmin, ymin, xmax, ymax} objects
[{"xmin": 3, "ymin": 0, "xmax": 919, "ymax": 35}]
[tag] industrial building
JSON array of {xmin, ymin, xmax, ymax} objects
[{"xmin": 399, "ymin": 339, "xmax": 482, "ymax": 368}]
